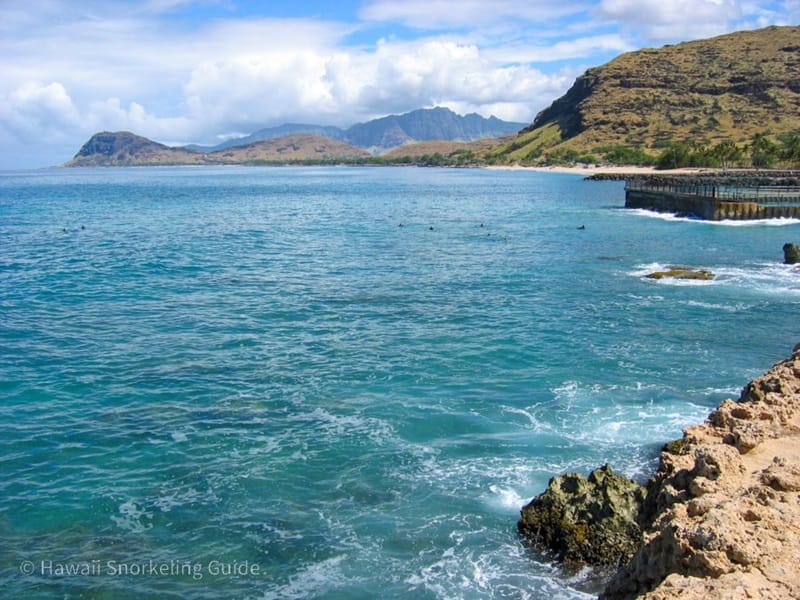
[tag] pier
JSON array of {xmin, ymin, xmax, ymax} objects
[{"xmin": 621, "ymin": 172, "xmax": 800, "ymax": 220}]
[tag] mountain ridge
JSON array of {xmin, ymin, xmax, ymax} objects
[{"xmin": 183, "ymin": 107, "xmax": 525, "ymax": 154}]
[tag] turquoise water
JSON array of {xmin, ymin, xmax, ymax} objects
[{"xmin": 1, "ymin": 166, "xmax": 798, "ymax": 599}]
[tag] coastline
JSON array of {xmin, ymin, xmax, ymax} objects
[{"xmin": 520, "ymin": 345, "xmax": 800, "ymax": 599}]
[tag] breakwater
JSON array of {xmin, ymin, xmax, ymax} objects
[{"xmin": 591, "ymin": 170, "xmax": 800, "ymax": 221}]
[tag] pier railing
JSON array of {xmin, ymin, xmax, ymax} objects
[
  {"xmin": 625, "ymin": 180, "xmax": 800, "ymax": 205},
  {"xmin": 623, "ymin": 175, "xmax": 800, "ymax": 220}
]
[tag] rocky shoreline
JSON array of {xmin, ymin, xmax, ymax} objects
[{"xmin": 520, "ymin": 344, "xmax": 800, "ymax": 598}]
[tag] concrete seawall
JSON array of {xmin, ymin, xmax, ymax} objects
[{"xmin": 625, "ymin": 189, "xmax": 800, "ymax": 220}]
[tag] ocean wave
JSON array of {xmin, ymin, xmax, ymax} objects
[
  {"xmin": 487, "ymin": 484, "xmax": 528, "ymax": 511},
  {"xmin": 627, "ymin": 208, "xmax": 800, "ymax": 226},
  {"xmin": 631, "ymin": 262, "xmax": 800, "ymax": 295}
]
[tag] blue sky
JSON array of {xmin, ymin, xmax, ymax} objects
[{"xmin": 1, "ymin": 0, "xmax": 797, "ymax": 168}]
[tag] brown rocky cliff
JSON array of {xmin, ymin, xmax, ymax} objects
[
  {"xmin": 499, "ymin": 25, "xmax": 800, "ymax": 161},
  {"xmin": 602, "ymin": 344, "xmax": 800, "ymax": 599}
]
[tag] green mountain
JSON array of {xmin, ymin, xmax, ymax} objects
[{"xmin": 492, "ymin": 25, "xmax": 800, "ymax": 164}]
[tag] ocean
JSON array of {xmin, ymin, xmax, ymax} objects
[{"xmin": 1, "ymin": 166, "xmax": 798, "ymax": 599}]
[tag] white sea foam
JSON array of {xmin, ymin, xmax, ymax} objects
[
  {"xmin": 713, "ymin": 217, "xmax": 800, "ymax": 227},
  {"xmin": 501, "ymin": 406, "xmax": 553, "ymax": 432},
  {"xmin": 711, "ymin": 264, "xmax": 800, "ymax": 295},
  {"xmin": 630, "ymin": 262, "xmax": 800, "ymax": 295},
  {"xmin": 627, "ymin": 208, "xmax": 800, "ymax": 226},
  {"xmin": 488, "ymin": 484, "xmax": 527, "ymax": 511},
  {"xmin": 111, "ymin": 499, "xmax": 152, "ymax": 533},
  {"xmin": 260, "ymin": 555, "xmax": 348, "ymax": 600},
  {"xmin": 683, "ymin": 299, "xmax": 754, "ymax": 312},
  {"xmin": 153, "ymin": 486, "xmax": 216, "ymax": 512}
]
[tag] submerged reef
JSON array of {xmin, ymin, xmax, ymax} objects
[{"xmin": 644, "ymin": 267, "xmax": 714, "ymax": 281}]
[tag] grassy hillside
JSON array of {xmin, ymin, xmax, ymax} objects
[
  {"xmin": 379, "ymin": 136, "xmax": 512, "ymax": 165},
  {"xmin": 208, "ymin": 134, "xmax": 370, "ymax": 163},
  {"xmin": 65, "ymin": 133, "xmax": 369, "ymax": 166},
  {"xmin": 492, "ymin": 25, "xmax": 800, "ymax": 166}
]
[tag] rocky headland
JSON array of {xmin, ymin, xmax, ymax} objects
[
  {"xmin": 493, "ymin": 25, "xmax": 800, "ymax": 164},
  {"xmin": 520, "ymin": 344, "xmax": 800, "ymax": 598}
]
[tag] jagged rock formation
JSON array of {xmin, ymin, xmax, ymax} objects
[
  {"xmin": 495, "ymin": 25, "xmax": 800, "ymax": 162},
  {"xmin": 518, "ymin": 465, "xmax": 645, "ymax": 567},
  {"xmin": 602, "ymin": 345, "xmax": 800, "ymax": 598},
  {"xmin": 520, "ymin": 345, "xmax": 800, "ymax": 598}
]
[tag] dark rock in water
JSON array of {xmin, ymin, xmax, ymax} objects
[
  {"xmin": 518, "ymin": 465, "xmax": 645, "ymax": 567},
  {"xmin": 784, "ymin": 243, "xmax": 800, "ymax": 265},
  {"xmin": 645, "ymin": 266, "xmax": 714, "ymax": 281}
]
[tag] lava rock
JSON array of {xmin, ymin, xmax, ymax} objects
[{"xmin": 518, "ymin": 465, "xmax": 646, "ymax": 567}]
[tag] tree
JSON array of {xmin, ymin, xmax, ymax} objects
[
  {"xmin": 749, "ymin": 133, "xmax": 779, "ymax": 168},
  {"xmin": 780, "ymin": 132, "xmax": 800, "ymax": 168},
  {"xmin": 709, "ymin": 140, "xmax": 742, "ymax": 169},
  {"xmin": 656, "ymin": 143, "xmax": 692, "ymax": 169}
]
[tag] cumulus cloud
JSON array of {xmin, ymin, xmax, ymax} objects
[
  {"xmin": 182, "ymin": 38, "xmax": 566, "ymax": 138},
  {"xmin": 0, "ymin": 82, "xmax": 81, "ymax": 140},
  {"xmin": 596, "ymin": 0, "xmax": 744, "ymax": 42}
]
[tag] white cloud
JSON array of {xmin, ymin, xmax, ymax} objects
[
  {"xmin": 597, "ymin": 0, "xmax": 744, "ymax": 42},
  {"xmin": 181, "ymin": 38, "xmax": 565, "ymax": 137},
  {"xmin": 360, "ymin": 0, "xmax": 589, "ymax": 29},
  {"xmin": 85, "ymin": 98, "xmax": 193, "ymax": 140},
  {"xmin": 0, "ymin": 82, "xmax": 81, "ymax": 141},
  {"xmin": 487, "ymin": 34, "xmax": 633, "ymax": 64}
]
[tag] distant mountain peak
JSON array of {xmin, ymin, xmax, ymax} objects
[{"xmin": 187, "ymin": 107, "xmax": 525, "ymax": 154}]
